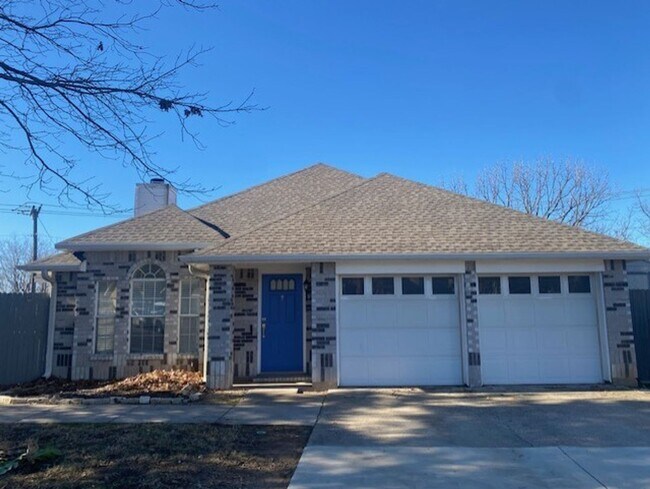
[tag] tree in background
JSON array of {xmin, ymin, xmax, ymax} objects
[
  {"xmin": 0, "ymin": 235, "xmax": 53, "ymax": 293},
  {"xmin": 443, "ymin": 158, "xmax": 635, "ymax": 240},
  {"xmin": 0, "ymin": 0, "xmax": 256, "ymax": 209}
]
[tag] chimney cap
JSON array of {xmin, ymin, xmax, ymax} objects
[{"xmin": 150, "ymin": 178, "xmax": 165, "ymax": 184}]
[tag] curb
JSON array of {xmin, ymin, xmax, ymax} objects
[{"xmin": 0, "ymin": 392, "xmax": 203, "ymax": 406}]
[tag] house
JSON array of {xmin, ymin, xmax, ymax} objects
[{"xmin": 21, "ymin": 163, "xmax": 650, "ymax": 389}]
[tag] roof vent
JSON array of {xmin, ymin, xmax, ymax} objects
[{"xmin": 134, "ymin": 179, "xmax": 177, "ymax": 217}]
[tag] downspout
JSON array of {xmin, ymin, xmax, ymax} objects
[
  {"xmin": 188, "ymin": 264, "xmax": 211, "ymax": 380},
  {"xmin": 41, "ymin": 270, "xmax": 57, "ymax": 378}
]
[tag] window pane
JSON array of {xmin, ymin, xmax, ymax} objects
[
  {"xmin": 568, "ymin": 275, "xmax": 591, "ymax": 293},
  {"xmin": 509, "ymin": 276, "xmax": 531, "ymax": 294},
  {"xmin": 130, "ymin": 317, "xmax": 165, "ymax": 354},
  {"xmin": 97, "ymin": 282, "xmax": 117, "ymax": 316},
  {"xmin": 538, "ymin": 276, "xmax": 561, "ymax": 294},
  {"xmin": 432, "ymin": 277, "xmax": 455, "ymax": 295},
  {"xmin": 372, "ymin": 277, "xmax": 394, "ymax": 295},
  {"xmin": 179, "ymin": 317, "xmax": 199, "ymax": 354},
  {"xmin": 402, "ymin": 277, "xmax": 424, "ymax": 295},
  {"xmin": 95, "ymin": 317, "xmax": 115, "ymax": 353},
  {"xmin": 342, "ymin": 277, "xmax": 364, "ymax": 295},
  {"xmin": 479, "ymin": 277, "xmax": 501, "ymax": 294}
]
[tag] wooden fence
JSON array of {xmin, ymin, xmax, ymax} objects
[{"xmin": 0, "ymin": 293, "xmax": 50, "ymax": 386}]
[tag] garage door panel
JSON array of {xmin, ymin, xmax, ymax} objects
[
  {"xmin": 538, "ymin": 357, "xmax": 571, "ymax": 381},
  {"xmin": 481, "ymin": 357, "xmax": 508, "ymax": 384},
  {"xmin": 537, "ymin": 328, "xmax": 569, "ymax": 353},
  {"xmin": 428, "ymin": 300, "xmax": 459, "ymax": 327},
  {"xmin": 565, "ymin": 300, "xmax": 597, "ymax": 324},
  {"xmin": 480, "ymin": 276, "xmax": 602, "ymax": 385},
  {"xmin": 477, "ymin": 300, "xmax": 505, "ymax": 328},
  {"xmin": 397, "ymin": 328, "xmax": 432, "ymax": 355},
  {"xmin": 508, "ymin": 329, "xmax": 538, "ymax": 352},
  {"xmin": 566, "ymin": 327, "xmax": 600, "ymax": 353},
  {"xmin": 431, "ymin": 328, "xmax": 462, "ymax": 356},
  {"xmin": 480, "ymin": 328, "xmax": 508, "ymax": 352},
  {"xmin": 505, "ymin": 300, "xmax": 536, "ymax": 327},
  {"xmin": 400, "ymin": 357, "xmax": 462, "ymax": 385},
  {"xmin": 366, "ymin": 301, "xmax": 399, "ymax": 328},
  {"xmin": 366, "ymin": 329, "xmax": 398, "ymax": 356},
  {"xmin": 339, "ymin": 357, "xmax": 370, "ymax": 386},
  {"xmin": 340, "ymin": 301, "xmax": 368, "ymax": 328},
  {"xmin": 368, "ymin": 360, "xmax": 401, "ymax": 385},
  {"xmin": 339, "ymin": 279, "xmax": 462, "ymax": 387},
  {"xmin": 534, "ymin": 301, "xmax": 566, "ymax": 326}
]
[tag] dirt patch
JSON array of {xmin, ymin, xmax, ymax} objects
[
  {"xmin": 0, "ymin": 423, "xmax": 311, "ymax": 488},
  {"xmin": 2, "ymin": 371, "xmax": 207, "ymax": 399}
]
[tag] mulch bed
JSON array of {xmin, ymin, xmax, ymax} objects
[{"xmin": 0, "ymin": 423, "xmax": 311, "ymax": 488}]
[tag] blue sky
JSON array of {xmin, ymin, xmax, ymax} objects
[{"xmin": 1, "ymin": 0, "xmax": 649, "ymax": 245}]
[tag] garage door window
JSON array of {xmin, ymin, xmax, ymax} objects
[
  {"xmin": 508, "ymin": 276, "xmax": 531, "ymax": 294},
  {"xmin": 372, "ymin": 277, "xmax": 394, "ymax": 295},
  {"xmin": 538, "ymin": 276, "xmax": 561, "ymax": 294},
  {"xmin": 402, "ymin": 277, "xmax": 424, "ymax": 295},
  {"xmin": 432, "ymin": 277, "xmax": 455, "ymax": 295},
  {"xmin": 342, "ymin": 277, "xmax": 364, "ymax": 295},
  {"xmin": 479, "ymin": 277, "xmax": 501, "ymax": 294},
  {"xmin": 568, "ymin": 275, "xmax": 591, "ymax": 293}
]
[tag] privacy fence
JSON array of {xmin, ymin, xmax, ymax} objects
[
  {"xmin": 0, "ymin": 293, "xmax": 50, "ymax": 386},
  {"xmin": 631, "ymin": 289, "xmax": 650, "ymax": 386}
]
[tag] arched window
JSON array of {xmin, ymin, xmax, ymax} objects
[{"xmin": 130, "ymin": 263, "xmax": 166, "ymax": 353}]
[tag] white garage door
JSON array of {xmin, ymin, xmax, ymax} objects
[
  {"xmin": 479, "ymin": 274, "xmax": 603, "ymax": 384},
  {"xmin": 339, "ymin": 276, "xmax": 463, "ymax": 386}
]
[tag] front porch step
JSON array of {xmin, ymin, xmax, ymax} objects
[{"xmin": 249, "ymin": 373, "xmax": 311, "ymax": 384}]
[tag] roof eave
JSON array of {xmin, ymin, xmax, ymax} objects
[
  {"xmin": 18, "ymin": 261, "xmax": 87, "ymax": 272},
  {"xmin": 56, "ymin": 242, "xmax": 213, "ymax": 252},
  {"xmin": 180, "ymin": 250, "xmax": 650, "ymax": 264}
]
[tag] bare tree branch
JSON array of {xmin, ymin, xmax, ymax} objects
[{"xmin": 0, "ymin": 0, "xmax": 257, "ymax": 210}]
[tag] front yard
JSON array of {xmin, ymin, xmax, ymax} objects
[{"xmin": 0, "ymin": 423, "xmax": 311, "ymax": 488}]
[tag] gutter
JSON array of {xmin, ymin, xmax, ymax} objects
[
  {"xmin": 18, "ymin": 262, "xmax": 87, "ymax": 273},
  {"xmin": 180, "ymin": 250, "xmax": 650, "ymax": 264}
]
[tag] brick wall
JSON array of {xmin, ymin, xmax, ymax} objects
[
  {"xmin": 463, "ymin": 262, "xmax": 482, "ymax": 387},
  {"xmin": 233, "ymin": 268, "xmax": 258, "ymax": 379},
  {"xmin": 52, "ymin": 272, "xmax": 77, "ymax": 378},
  {"xmin": 205, "ymin": 265, "xmax": 234, "ymax": 389},
  {"xmin": 311, "ymin": 262, "xmax": 337, "ymax": 388},
  {"xmin": 603, "ymin": 260, "xmax": 637, "ymax": 384},
  {"xmin": 53, "ymin": 250, "xmax": 205, "ymax": 381}
]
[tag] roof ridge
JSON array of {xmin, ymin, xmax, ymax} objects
[
  {"xmin": 200, "ymin": 173, "xmax": 384, "ymax": 253},
  {"xmin": 187, "ymin": 162, "xmax": 364, "ymax": 214},
  {"xmin": 377, "ymin": 172, "xmax": 640, "ymax": 248}
]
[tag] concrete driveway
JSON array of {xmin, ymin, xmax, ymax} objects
[{"xmin": 290, "ymin": 388, "xmax": 650, "ymax": 488}]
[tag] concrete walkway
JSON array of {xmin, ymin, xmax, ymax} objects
[
  {"xmin": 289, "ymin": 389, "xmax": 650, "ymax": 489},
  {"xmin": 0, "ymin": 388, "xmax": 324, "ymax": 425}
]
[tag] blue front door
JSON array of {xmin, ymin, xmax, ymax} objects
[{"xmin": 261, "ymin": 274, "xmax": 303, "ymax": 372}]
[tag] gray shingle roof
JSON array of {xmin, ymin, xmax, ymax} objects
[
  {"xmin": 189, "ymin": 163, "xmax": 365, "ymax": 237},
  {"xmin": 55, "ymin": 164, "xmax": 364, "ymax": 252},
  {"xmin": 57, "ymin": 204, "xmax": 225, "ymax": 251},
  {"xmin": 189, "ymin": 173, "xmax": 648, "ymax": 260},
  {"xmin": 19, "ymin": 252, "xmax": 83, "ymax": 271}
]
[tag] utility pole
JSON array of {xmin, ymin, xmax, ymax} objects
[{"xmin": 29, "ymin": 205, "xmax": 42, "ymax": 293}]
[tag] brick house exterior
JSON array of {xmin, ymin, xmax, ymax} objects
[{"xmin": 23, "ymin": 164, "xmax": 649, "ymax": 389}]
